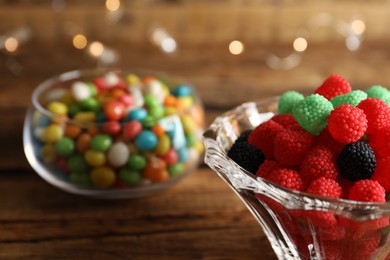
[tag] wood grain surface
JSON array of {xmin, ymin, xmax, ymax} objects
[{"xmin": 1, "ymin": 38, "xmax": 390, "ymax": 259}]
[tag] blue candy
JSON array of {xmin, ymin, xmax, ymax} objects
[
  {"xmin": 177, "ymin": 147, "xmax": 189, "ymax": 163},
  {"xmin": 125, "ymin": 108, "xmax": 147, "ymax": 122},
  {"xmin": 174, "ymin": 85, "xmax": 192, "ymax": 97},
  {"xmin": 135, "ymin": 130, "xmax": 158, "ymax": 151}
]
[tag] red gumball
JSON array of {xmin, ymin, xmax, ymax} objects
[
  {"xmin": 161, "ymin": 148, "xmax": 178, "ymax": 165},
  {"xmin": 103, "ymin": 121, "xmax": 121, "ymax": 135},
  {"xmin": 104, "ymin": 101, "xmax": 126, "ymax": 121},
  {"xmin": 123, "ymin": 120, "xmax": 142, "ymax": 141}
]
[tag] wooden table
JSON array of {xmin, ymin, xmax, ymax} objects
[{"xmin": 1, "ymin": 41, "xmax": 390, "ymax": 259}]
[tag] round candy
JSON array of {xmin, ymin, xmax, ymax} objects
[
  {"xmin": 135, "ymin": 130, "xmax": 158, "ymax": 151},
  {"xmin": 64, "ymin": 124, "xmax": 81, "ymax": 138},
  {"xmin": 177, "ymin": 147, "xmax": 189, "ymax": 163},
  {"xmin": 84, "ymin": 150, "xmax": 106, "ymax": 167},
  {"xmin": 91, "ymin": 134, "xmax": 113, "ymax": 152},
  {"xmin": 90, "ymin": 166, "xmax": 116, "ymax": 188},
  {"xmin": 123, "ymin": 120, "xmax": 142, "ymax": 140},
  {"xmin": 181, "ymin": 115, "xmax": 196, "ymax": 134},
  {"xmin": 149, "ymin": 105, "xmax": 164, "ymax": 119},
  {"xmin": 161, "ymin": 148, "xmax": 178, "ymax": 165},
  {"xmin": 155, "ymin": 134, "xmax": 171, "ymax": 156},
  {"xmin": 142, "ymin": 157, "xmax": 169, "ymax": 183},
  {"xmin": 55, "ymin": 137, "xmax": 75, "ymax": 157},
  {"xmin": 71, "ymin": 81, "xmax": 91, "ymax": 101},
  {"xmin": 107, "ymin": 142, "xmax": 129, "ymax": 167},
  {"xmin": 43, "ymin": 124, "xmax": 63, "ymax": 143},
  {"xmin": 79, "ymin": 97, "xmax": 100, "ymax": 112},
  {"xmin": 41, "ymin": 144, "xmax": 56, "ymax": 163},
  {"xmin": 73, "ymin": 112, "xmax": 96, "ymax": 122},
  {"xmin": 67, "ymin": 154, "xmax": 88, "ymax": 174},
  {"xmin": 128, "ymin": 154, "xmax": 147, "ymax": 171},
  {"xmin": 119, "ymin": 168, "xmax": 141, "ymax": 185},
  {"xmin": 145, "ymin": 94, "xmax": 160, "ymax": 108},
  {"xmin": 76, "ymin": 133, "xmax": 91, "ymax": 153},
  {"xmin": 47, "ymin": 101, "xmax": 68, "ymax": 116},
  {"xmin": 104, "ymin": 101, "xmax": 125, "ymax": 121},
  {"xmin": 103, "ymin": 121, "xmax": 121, "ymax": 135},
  {"xmin": 174, "ymin": 85, "xmax": 192, "ymax": 97},
  {"xmin": 168, "ymin": 163, "xmax": 184, "ymax": 177},
  {"xmin": 127, "ymin": 108, "xmax": 147, "ymax": 121}
]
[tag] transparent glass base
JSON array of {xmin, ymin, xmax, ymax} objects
[{"xmin": 203, "ymin": 97, "xmax": 390, "ymax": 260}]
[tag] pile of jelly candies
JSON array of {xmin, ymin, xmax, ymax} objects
[{"xmin": 31, "ymin": 71, "xmax": 204, "ymax": 189}]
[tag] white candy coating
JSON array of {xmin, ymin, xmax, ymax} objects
[
  {"xmin": 71, "ymin": 81, "xmax": 91, "ymax": 101},
  {"xmin": 129, "ymin": 85, "xmax": 144, "ymax": 108},
  {"xmin": 107, "ymin": 142, "xmax": 130, "ymax": 167},
  {"xmin": 145, "ymin": 79, "xmax": 165, "ymax": 104}
]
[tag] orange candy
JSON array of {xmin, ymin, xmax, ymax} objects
[
  {"xmin": 142, "ymin": 157, "xmax": 169, "ymax": 183},
  {"xmin": 163, "ymin": 95, "xmax": 177, "ymax": 107},
  {"xmin": 76, "ymin": 133, "xmax": 91, "ymax": 153},
  {"xmin": 111, "ymin": 88, "xmax": 127, "ymax": 99},
  {"xmin": 151, "ymin": 125, "xmax": 165, "ymax": 137},
  {"xmin": 64, "ymin": 124, "xmax": 81, "ymax": 138}
]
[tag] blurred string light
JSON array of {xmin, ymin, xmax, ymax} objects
[
  {"xmin": 264, "ymin": 13, "xmax": 366, "ymax": 70},
  {"xmin": 105, "ymin": 0, "xmax": 124, "ymax": 24},
  {"xmin": 149, "ymin": 27, "xmax": 178, "ymax": 54},
  {"xmin": 0, "ymin": 26, "xmax": 33, "ymax": 75}
]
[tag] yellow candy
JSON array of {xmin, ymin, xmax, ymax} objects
[
  {"xmin": 155, "ymin": 134, "xmax": 171, "ymax": 156},
  {"xmin": 43, "ymin": 124, "xmax": 63, "ymax": 143},
  {"xmin": 195, "ymin": 141, "xmax": 204, "ymax": 154},
  {"xmin": 41, "ymin": 144, "xmax": 56, "ymax": 163},
  {"xmin": 47, "ymin": 101, "xmax": 68, "ymax": 116},
  {"xmin": 90, "ymin": 166, "xmax": 116, "ymax": 188},
  {"xmin": 74, "ymin": 112, "xmax": 96, "ymax": 122},
  {"xmin": 126, "ymin": 74, "xmax": 141, "ymax": 85},
  {"xmin": 177, "ymin": 96, "xmax": 193, "ymax": 110},
  {"xmin": 84, "ymin": 150, "xmax": 106, "ymax": 167},
  {"xmin": 180, "ymin": 115, "xmax": 196, "ymax": 135},
  {"xmin": 164, "ymin": 106, "xmax": 177, "ymax": 116}
]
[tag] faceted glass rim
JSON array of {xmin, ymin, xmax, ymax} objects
[{"xmin": 203, "ymin": 96, "xmax": 390, "ymax": 221}]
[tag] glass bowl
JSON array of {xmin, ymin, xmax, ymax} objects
[
  {"xmin": 23, "ymin": 68, "xmax": 204, "ymax": 199},
  {"xmin": 203, "ymin": 97, "xmax": 390, "ymax": 260}
]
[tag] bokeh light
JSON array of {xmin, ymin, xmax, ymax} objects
[
  {"xmin": 293, "ymin": 37, "xmax": 308, "ymax": 52},
  {"xmin": 88, "ymin": 41, "xmax": 104, "ymax": 57},
  {"xmin": 351, "ymin": 19, "xmax": 366, "ymax": 35},
  {"xmin": 229, "ymin": 40, "xmax": 244, "ymax": 55},
  {"xmin": 105, "ymin": 0, "xmax": 120, "ymax": 11},
  {"xmin": 72, "ymin": 34, "xmax": 88, "ymax": 49},
  {"xmin": 4, "ymin": 37, "xmax": 19, "ymax": 53}
]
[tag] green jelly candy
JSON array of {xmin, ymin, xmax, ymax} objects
[
  {"xmin": 128, "ymin": 154, "xmax": 147, "ymax": 171},
  {"xmin": 168, "ymin": 163, "xmax": 184, "ymax": 177},
  {"xmin": 67, "ymin": 154, "xmax": 88, "ymax": 174},
  {"xmin": 79, "ymin": 97, "xmax": 100, "ymax": 112},
  {"xmin": 330, "ymin": 90, "xmax": 367, "ymax": 107},
  {"xmin": 278, "ymin": 91, "xmax": 304, "ymax": 114},
  {"xmin": 292, "ymin": 94, "xmax": 333, "ymax": 135},
  {"xmin": 55, "ymin": 137, "xmax": 75, "ymax": 157},
  {"xmin": 366, "ymin": 85, "xmax": 390, "ymax": 105},
  {"xmin": 70, "ymin": 172, "xmax": 91, "ymax": 186},
  {"xmin": 149, "ymin": 105, "xmax": 165, "ymax": 119},
  {"xmin": 144, "ymin": 94, "xmax": 160, "ymax": 108},
  {"xmin": 87, "ymin": 82, "xmax": 97, "ymax": 96},
  {"xmin": 91, "ymin": 134, "xmax": 113, "ymax": 151},
  {"xmin": 119, "ymin": 168, "xmax": 141, "ymax": 185}
]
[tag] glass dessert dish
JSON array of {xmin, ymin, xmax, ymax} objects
[
  {"xmin": 24, "ymin": 68, "xmax": 204, "ymax": 199},
  {"xmin": 203, "ymin": 97, "xmax": 390, "ymax": 260}
]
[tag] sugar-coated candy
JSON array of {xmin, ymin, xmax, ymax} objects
[
  {"xmin": 135, "ymin": 130, "xmax": 158, "ymax": 151},
  {"xmin": 33, "ymin": 71, "xmax": 203, "ymax": 190},
  {"xmin": 107, "ymin": 142, "xmax": 129, "ymax": 167}
]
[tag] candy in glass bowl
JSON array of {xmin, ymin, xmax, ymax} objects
[
  {"xmin": 204, "ymin": 74, "xmax": 390, "ymax": 259},
  {"xmin": 24, "ymin": 69, "xmax": 204, "ymax": 199}
]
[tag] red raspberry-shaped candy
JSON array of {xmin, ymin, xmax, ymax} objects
[
  {"xmin": 300, "ymin": 146, "xmax": 339, "ymax": 183},
  {"xmin": 357, "ymin": 97, "xmax": 390, "ymax": 134},
  {"xmin": 267, "ymin": 168, "xmax": 305, "ymax": 191},
  {"xmin": 369, "ymin": 127, "xmax": 390, "ymax": 158},
  {"xmin": 306, "ymin": 177, "xmax": 343, "ymax": 198},
  {"xmin": 274, "ymin": 128, "xmax": 314, "ymax": 167},
  {"xmin": 256, "ymin": 160, "xmax": 281, "ymax": 179},
  {"xmin": 327, "ymin": 104, "xmax": 368, "ymax": 144},
  {"xmin": 348, "ymin": 179, "xmax": 385, "ymax": 202},
  {"xmin": 372, "ymin": 157, "xmax": 390, "ymax": 192},
  {"xmin": 314, "ymin": 74, "xmax": 352, "ymax": 100},
  {"xmin": 248, "ymin": 120, "xmax": 284, "ymax": 158},
  {"xmin": 315, "ymin": 127, "xmax": 345, "ymax": 156},
  {"xmin": 271, "ymin": 114, "xmax": 300, "ymax": 129}
]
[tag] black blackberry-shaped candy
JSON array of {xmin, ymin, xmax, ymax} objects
[
  {"xmin": 228, "ymin": 141, "xmax": 265, "ymax": 174},
  {"xmin": 337, "ymin": 141, "xmax": 376, "ymax": 181},
  {"xmin": 235, "ymin": 130, "xmax": 252, "ymax": 143}
]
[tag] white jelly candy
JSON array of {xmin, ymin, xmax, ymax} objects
[
  {"xmin": 71, "ymin": 81, "xmax": 91, "ymax": 101},
  {"xmin": 104, "ymin": 72, "xmax": 119, "ymax": 87}
]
